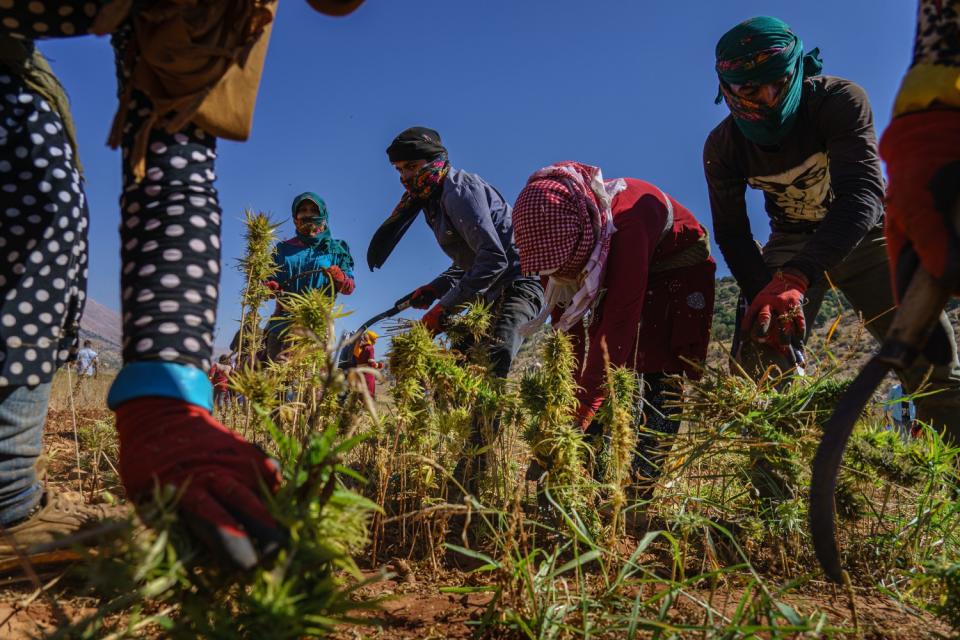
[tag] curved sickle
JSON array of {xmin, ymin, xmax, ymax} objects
[
  {"xmin": 809, "ymin": 263, "xmax": 953, "ymax": 582},
  {"xmin": 809, "ymin": 357, "xmax": 889, "ymax": 583},
  {"xmin": 336, "ymin": 297, "xmax": 413, "ymax": 368}
]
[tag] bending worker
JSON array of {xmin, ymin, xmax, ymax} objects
[
  {"xmin": 703, "ymin": 15, "xmax": 960, "ymax": 434},
  {"xmin": 368, "ymin": 126, "xmax": 544, "ymax": 495},
  {"xmin": 513, "ymin": 161, "xmax": 715, "ymax": 496}
]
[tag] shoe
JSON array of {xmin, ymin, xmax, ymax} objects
[{"xmin": 0, "ymin": 491, "xmax": 129, "ymax": 573}]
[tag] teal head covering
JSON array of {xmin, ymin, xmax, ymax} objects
[
  {"xmin": 714, "ymin": 16, "xmax": 823, "ymax": 146},
  {"xmin": 291, "ymin": 191, "xmax": 332, "ymax": 246}
]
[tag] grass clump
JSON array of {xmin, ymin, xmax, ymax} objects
[{"xmin": 519, "ymin": 330, "xmax": 595, "ymax": 526}]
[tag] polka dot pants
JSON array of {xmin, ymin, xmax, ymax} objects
[
  {"xmin": 0, "ymin": 2, "xmax": 222, "ymax": 381},
  {"xmin": 0, "ymin": 71, "xmax": 88, "ymax": 387}
]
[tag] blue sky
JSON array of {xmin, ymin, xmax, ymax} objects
[{"xmin": 38, "ymin": 1, "xmax": 914, "ymax": 348}]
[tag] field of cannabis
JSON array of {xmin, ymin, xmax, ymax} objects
[{"xmin": 0, "ymin": 211, "xmax": 957, "ymax": 639}]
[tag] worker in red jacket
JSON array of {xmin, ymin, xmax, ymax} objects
[
  {"xmin": 513, "ymin": 161, "xmax": 715, "ymax": 492},
  {"xmin": 353, "ymin": 330, "xmax": 382, "ymax": 398}
]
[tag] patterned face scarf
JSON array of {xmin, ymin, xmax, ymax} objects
[
  {"xmin": 367, "ymin": 153, "xmax": 450, "ymax": 270},
  {"xmin": 512, "ymin": 161, "xmax": 624, "ymax": 335},
  {"xmin": 714, "ymin": 16, "xmax": 823, "ymax": 146},
  {"xmin": 291, "ymin": 191, "xmax": 332, "ymax": 247}
]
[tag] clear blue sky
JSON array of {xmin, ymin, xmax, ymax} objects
[{"xmin": 38, "ymin": 1, "xmax": 914, "ymax": 347}]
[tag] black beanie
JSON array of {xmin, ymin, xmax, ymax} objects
[{"xmin": 386, "ymin": 126, "xmax": 447, "ymax": 162}]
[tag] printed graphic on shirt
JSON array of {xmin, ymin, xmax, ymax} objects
[
  {"xmin": 747, "ymin": 152, "xmax": 831, "ymax": 223},
  {"xmin": 912, "ymin": 0, "xmax": 960, "ymax": 67}
]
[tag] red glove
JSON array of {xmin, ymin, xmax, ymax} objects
[
  {"xmin": 575, "ymin": 402, "xmax": 595, "ymax": 432},
  {"xmin": 326, "ymin": 265, "xmax": 355, "ymax": 295},
  {"xmin": 407, "ymin": 284, "xmax": 438, "ymax": 309},
  {"xmin": 742, "ymin": 270, "xmax": 808, "ymax": 353},
  {"xmin": 881, "ymin": 110, "xmax": 960, "ymax": 299},
  {"xmin": 263, "ymin": 280, "xmax": 281, "ymax": 296},
  {"xmin": 421, "ymin": 304, "xmax": 446, "ymax": 335},
  {"xmin": 116, "ymin": 398, "xmax": 284, "ymax": 570}
]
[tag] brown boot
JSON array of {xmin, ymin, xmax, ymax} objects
[{"xmin": 0, "ymin": 492, "xmax": 129, "ymax": 573}]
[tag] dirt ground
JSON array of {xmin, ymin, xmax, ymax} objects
[
  {"xmin": 0, "ymin": 408, "xmax": 952, "ymax": 639},
  {"xmin": 2, "ymin": 569, "xmax": 948, "ymax": 639}
]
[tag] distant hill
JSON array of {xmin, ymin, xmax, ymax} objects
[{"xmin": 79, "ymin": 298, "xmax": 122, "ymax": 371}]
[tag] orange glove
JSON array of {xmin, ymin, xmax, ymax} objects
[
  {"xmin": 881, "ymin": 110, "xmax": 960, "ymax": 299},
  {"xmin": 742, "ymin": 270, "xmax": 808, "ymax": 353}
]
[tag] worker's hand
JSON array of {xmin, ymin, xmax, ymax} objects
[
  {"xmin": 326, "ymin": 265, "xmax": 354, "ymax": 295},
  {"xmin": 881, "ymin": 110, "xmax": 960, "ymax": 300},
  {"xmin": 115, "ymin": 398, "xmax": 285, "ymax": 570},
  {"xmin": 575, "ymin": 402, "xmax": 594, "ymax": 432},
  {"xmin": 421, "ymin": 304, "xmax": 447, "ymax": 335},
  {"xmin": 742, "ymin": 270, "xmax": 808, "ymax": 353},
  {"xmin": 263, "ymin": 280, "xmax": 282, "ymax": 298},
  {"xmin": 405, "ymin": 284, "xmax": 438, "ymax": 309}
]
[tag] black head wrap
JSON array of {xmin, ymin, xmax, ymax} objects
[{"xmin": 386, "ymin": 126, "xmax": 446, "ymax": 163}]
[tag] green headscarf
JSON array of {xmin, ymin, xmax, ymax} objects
[
  {"xmin": 291, "ymin": 191, "xmax": 332, "ymax": 247},
  {"xmin": 714, "ymin": 16, "xmax": 823, "ymax": 146}
]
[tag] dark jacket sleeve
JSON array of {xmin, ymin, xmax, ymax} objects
[
  {"xmin": 783, "ymin": 81, "xmax": 885, "ymax": 282},
  {"xmin": 428, "ymin": 265, "xmax": 465, "ymax": 298},
  {"xmin": 437, "ymin": 181, "xmax": 510, "ymax": 308},
  {"xmin": 703, "ymin": 128, "xmax": 771, "ymax": 300},
  {"xmin": 575, "ymin": 203, "xmax": 667, "ymax": 423}
]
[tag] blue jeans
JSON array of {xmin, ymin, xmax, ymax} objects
[{"xmin": 0, "ymin": 383, "xmax": 50, "ymax": 526}]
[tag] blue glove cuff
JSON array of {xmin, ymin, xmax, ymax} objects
[{"xmin": 107, "ymin": 362, "xmax": 214, "ymax": 412}]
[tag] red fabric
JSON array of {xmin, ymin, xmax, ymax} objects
[
  {"xmin": 209, "ymin": 364, "xmax": 230, "ymax": 392},
  {"xmin": 263, "ymin": 279, "xmax": 281, "ymax": 293},
  {"xmin": 408, "ymin": 284, "xmax": 438, "ymax": 309},
  {"xmin": 513, "ymin": 167, "xmax": 598, "ymax": 278},
  {"xmin": 422, "ymin": 304, "xmax": 445, "ymax": 335},
  {"xmin": 326, "ymin": 265, "xmax": 354, "ymax": 295},
  {"xmin": 881, "ymin": 110, "xmax": 960, "ymax": 296},
  {"xmin": 355, "ymin": 343, "xmax": 378, "ymax": 396},
  {"xmin": 554, "ymin": 179, "xmax": 715, "ymax": 424},
  {"xmin": 742, "ymin": 270, "xmax": 808, "ymax": 353},
  {"xmin": 116, "ymin": 397, "xmax": 283, "ymax": 568}
]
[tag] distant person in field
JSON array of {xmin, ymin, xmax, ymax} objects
[
  {"xmin": 353, "ymin": 330, "xmax": 382, "ymax": 398},
  {"xmin": 367, "ymin": 126, "xmax": 545, "ymax": 496},
  {"xmin": 703, "ymin": 16, "xmax": 960, "ymax": 435},
  {"xmin": 209, "ymin": 354, "xmax": 234, "ymax": 410},
  {"xmin": 0, "ymin": 0, "xmax": 364, "ymax": 573},
  {"xmin": 264, "ymin": 192, "xmax": 355, "ymax": 361},
  {"xmin": 880, "ymin": 1, "xmax": 960, "ymax": 445},
  {"xmin": 512, "ymin": 161, "xmax": 716, "ymax": 495},
  {"xmin": 884, "ymin": 384, "xmax": 917, "ymax": 438},
  {"xmin": 75, "ymin": 341, "xmax": 100, "ymax": 380}
]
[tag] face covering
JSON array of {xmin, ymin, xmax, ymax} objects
[
  {"xmin": 290, "ymin": 191, "xmax": 332, "ymax": 247},
  {"xmin": 714, "ymin": 16, "xmax": 823, "ymax": 146}
]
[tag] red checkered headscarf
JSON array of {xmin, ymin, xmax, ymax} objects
[
  {"xmin": 513, "ymin": 175, "xmax": 596, "ymax": 279},
  {"xmin": 513, "ymin": 161, "xmax": 623, "ymax": 333}
]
